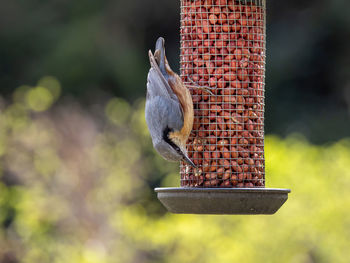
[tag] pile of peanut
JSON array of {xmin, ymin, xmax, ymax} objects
[{"xmin": 180, "ymin": 0, "xmax": 265, "ymax": 187}]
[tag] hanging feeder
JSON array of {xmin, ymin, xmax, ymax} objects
[{"xmin": 155, "ymin": 0, "xmax": 290, "ymax": 214}]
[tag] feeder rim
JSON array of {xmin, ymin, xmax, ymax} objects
[{"xmin": 155, "ymin": 187, "xmax": 291, "ymax": 194}]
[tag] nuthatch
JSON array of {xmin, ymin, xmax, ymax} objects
[{"xmin": 145, "ymin": 37, "xmax": 197, "ymax": 167}]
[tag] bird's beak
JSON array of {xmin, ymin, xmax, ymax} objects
[
  {"xmin": 182, "ymin": 154, "xmax": 197, "ymax": 168},
  {"xmin": 177, "ymin": 143, "xmax": 196, "ymax": 168}
]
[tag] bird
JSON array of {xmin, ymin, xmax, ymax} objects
[{"xmin": 145, "ymin": 37, "xmax": 197, "ymax": 167}]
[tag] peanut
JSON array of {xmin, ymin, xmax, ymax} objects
[{"xmin": 180, "ymin": 0, "xmax": 265, "ymax": 188}]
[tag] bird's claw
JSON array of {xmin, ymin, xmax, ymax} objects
[
  {"xmin": 186, "ymin": 85, "xmax": 215, "ymax": 96},
  {"xmin": 186, "ymin": 76, "xmax": 216, "ymax": 96}
]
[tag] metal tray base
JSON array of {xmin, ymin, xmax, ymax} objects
[{"xmin": 155, "ymin": 187, "xmax": 290, "ymax": 215}]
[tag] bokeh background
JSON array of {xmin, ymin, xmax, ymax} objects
[{"xmin": 0, "ymin": 0, "xmax": 350, "ymax": 262}]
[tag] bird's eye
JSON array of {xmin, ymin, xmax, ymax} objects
[
  {"xmin": 163, "ymin": 127, "xmax": 172, "ymax": 142},
  {"xmin": 163, "ymin": 126, "xmax": 182, "ymax": 154}
]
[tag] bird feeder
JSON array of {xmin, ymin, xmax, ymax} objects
[{"xmin": 155, "ymin": 0, "xmax": 290, "ymax": 214}]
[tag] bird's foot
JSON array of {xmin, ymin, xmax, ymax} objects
[
  {"xmin": 187, "ymin": 85, "xmax": 215, "ymax": 96},
  {"xmin": 186, "ymin": 76, "xmax": 215, "ymax": 96}
]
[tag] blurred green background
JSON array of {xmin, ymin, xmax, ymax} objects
[{"xmin": 0, "ymin": 0, "xmax": 350, "ymax": 262}]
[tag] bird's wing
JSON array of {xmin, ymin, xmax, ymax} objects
[
  {"xmin": 145, "ymin": 95, "xmax": 184, "ymax": 146},
  {"xmin": 147, "ymin": 51, "xmax": 178, "ymax": 101}
]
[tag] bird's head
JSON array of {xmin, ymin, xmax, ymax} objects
[{"xmin": 156, "ymin": 127, "xmax": 196, "ymax": 168}]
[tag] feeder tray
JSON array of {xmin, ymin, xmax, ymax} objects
[{"xmin": 155, "ymin": 187, "xmax": 290, "ymax": 214}]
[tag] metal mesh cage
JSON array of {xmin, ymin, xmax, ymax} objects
[{"xmin": 180, "ymin": 0, "xmax": 266, "ymax": 188}]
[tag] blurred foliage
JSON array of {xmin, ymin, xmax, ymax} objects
[
  {"xmin": 0, "ymin": 78, "xmax": 349, "ymax": 262},
  {"xmin": 0, "ymin": 0, "xmax": 350, "ymax": 142}
]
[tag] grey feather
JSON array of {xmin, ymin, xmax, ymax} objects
[
  {"xmin": 146, "ymin": 62, "xmax": 184, "ymax": 131},
  {"xmin": 145, "ymin": 95, "xmax": 183, "ymax": 144},
  {"xmin": 147, "ymin": 51, "xmax": 178, "ymax": 101}
]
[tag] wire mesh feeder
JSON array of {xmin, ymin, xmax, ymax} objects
[{"xmin": 155, "ymin": 0, "xmax": 290, "ymax": 214}]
